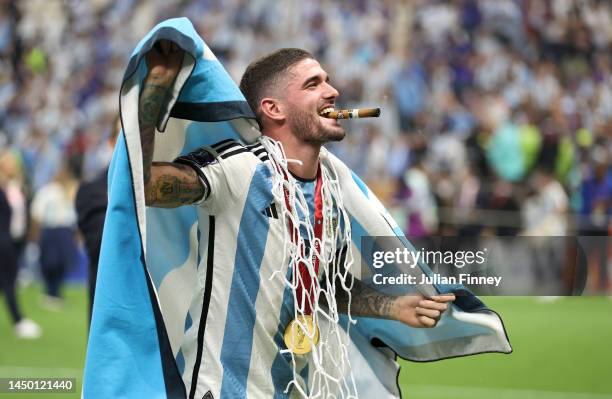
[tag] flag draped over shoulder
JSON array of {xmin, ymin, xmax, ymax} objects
[
  {"xmin": 83, "ymin": 17, "xmax": 259, "ymax": 399},
  {"xmin": 83, "ymin": 17, "xmax": 511, "ymax": 399}
]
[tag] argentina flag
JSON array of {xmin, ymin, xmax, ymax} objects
[{"xmin": 83, "ymin": 17, "xmax": 511, "ymax": 399}]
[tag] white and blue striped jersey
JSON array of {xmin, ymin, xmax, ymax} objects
[{"xmin": 173, "ymin": 139, "xmax": 320, "ymax": 399}]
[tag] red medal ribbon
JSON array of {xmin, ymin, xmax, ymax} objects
[{"xmin": 280, "ymin": 165, "xmax": 324, "ymax": 315}]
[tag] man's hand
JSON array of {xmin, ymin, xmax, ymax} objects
[
  {"xmin": 392, "ymin": 293, "xmax": 455, "ymax": 328},
  {"xmin": 145, "ymin": 40, "xmax": 184, "ymax": 84},
  {"xmin": 139, "ymin": 40, "xmax": 184, "ymax": 129}
]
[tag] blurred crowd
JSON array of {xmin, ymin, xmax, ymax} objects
[{"xmin": 0, "ymin": 0, "xmax": 611, "ymax": 330}]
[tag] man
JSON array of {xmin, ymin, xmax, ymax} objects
[
  {"xmin": 139, "ymin": 40, "xmax": 455, "ymax": 397},
  {"xmin": 84, "ymin": 19, "xmax": 510, "ymax": 399}
]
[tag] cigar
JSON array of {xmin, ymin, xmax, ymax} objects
[{"xmin": 321, "ymin": 108, "xmax": 381, "ymax": 119}]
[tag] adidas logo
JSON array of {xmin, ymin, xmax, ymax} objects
[{"xmin": 261, "ymin": 203, "xmax": 278, "ymax": 219}]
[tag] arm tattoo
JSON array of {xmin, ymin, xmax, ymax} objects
[
  {"xmin": 145, "ymin": 162, "xmax": 205, "ymax": 208},
  {"xmin": 139, "ymin": 82, "xmax": 172, "ymax": 184},
  {"xmin": 321, "ymin": 248, "xmax": 397, "ymax": 319},
  {"xmin": 335, "ymin": 276, "xmax": 397, "ymax": 319}
]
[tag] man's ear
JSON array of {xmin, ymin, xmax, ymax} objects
[{"xmin": 260, "ymin": 98, "xmax": 285, "ymax": 123}]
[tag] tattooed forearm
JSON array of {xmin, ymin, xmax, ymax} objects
[
  {"xmin": 139, "ymin": 78, "xmax": 204, "ymax": 209},
  {"xmin": 145, "ymin": 162, "xmax": 205, "ymax": 208},
  {"xmin": 139, "ymin": 81, "xmax": 173, "ymax": 184},
  {"xmin": 320, "ymin": 249, "xmax": 398, "ymax": 319},
  {"xmin": 334, "ymin": 277, "xmax": 397, "ymax": 319},
  {"xmin": 139, "ymin": 84, "xmax": 170, "ymax": 125}
]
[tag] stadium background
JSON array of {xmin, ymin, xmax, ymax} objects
[{"xmin": 0, "ymin": 0, "xmax": 611, "ymax": 398}]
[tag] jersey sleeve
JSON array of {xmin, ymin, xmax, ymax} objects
[{"xmin": 173, "ymin": 147, "xmax": 230, "ymax": 213}]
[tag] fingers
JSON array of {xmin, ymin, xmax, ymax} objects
[
  {"xmin": 430, "ymin": 293, "xmax": 456, "ymax": 303},
  {"xmin": 414, "ymin": 293, "xmax": 455, "ymax": 328},
  {"xmin": 418, "ymin": 300, "xmax": 449, "ymax": 312},
  {"xmin": 417, "ymin": 315, "xmax": 436, "ymax": 327},
  {"xmin": 415, "ymin": 306, "xmax": 441, "ymax": 319},
  {"xmin": 417, "ymin": 294, "xmax": 454, "ymax": 313}
]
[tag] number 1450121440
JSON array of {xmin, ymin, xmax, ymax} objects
[{"xmin": 1, "ymin": 378, "xmax": 75, "ymax": 393}]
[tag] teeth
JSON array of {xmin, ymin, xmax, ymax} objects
[{"xmin": 319, "ymin": 107, "xmax": 335, "ymax": 115}]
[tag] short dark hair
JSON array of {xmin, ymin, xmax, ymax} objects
[{"xmin": 239, "ymin": 48, "xmax": 314, "ymax": 121}]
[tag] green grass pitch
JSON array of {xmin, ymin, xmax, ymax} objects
[{"xmin": 1, "ymin": 286, "xmax": 611, "ymax": 398}]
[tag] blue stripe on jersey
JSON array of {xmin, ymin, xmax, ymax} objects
[
  {"xmin": 349, "ymin": 215, "xmax": 367, "ymax": 254},
  {"xmin": 270, "ymin": 180, "xmax": 317, "ymax": 398},
  {"xmin": 295, "ymin": 179, "xmax": 315, "ymax": 218},
  {"xmin": 295, "ymin": 180, "xmax": 315, "ymax": 238},
  {"xmin": 299, "ymin": 364, "xmax": 309, "ymax": 389},
  {"xmin": 176, "ymin": 349, "xmax": 185, "ymax": 376},
  {"xmin": 184, "ymin": 312, "xmax": 193, "ymax": 332},
  {"xmin": 351, "ymin": 171, "xmax": 369, "ymax": 197},
  {"xmin": 271, "ymin": 267, "xmax": 297, "ymax": 398},
  {"xmin": 219, "ymin": 164, "xmax": 274, "ymax": 398}
]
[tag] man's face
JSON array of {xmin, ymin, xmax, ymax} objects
[{"xmin": 281, "ymin": 58, "xmax": 345, "ymax": 144}]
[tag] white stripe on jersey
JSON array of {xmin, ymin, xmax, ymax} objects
[
  {"xmin": 246, "ymin": 217, "xmax": 290, "ymax": 397},
  {"xmin": 182, "ymin": 148, "xmax": 262, "ymax": 398},
  {"xmin": 189, "ymin": 210, "xmax": 243, "ymax": 398}
]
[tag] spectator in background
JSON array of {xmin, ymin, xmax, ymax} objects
[
  {"xmin": 75, "ymin": 116, "xmax": 119, "ymax": 322},
  {"xmin": 580, "ymin": 145, "xmax": 612, "ymax": 234},
  {"xmin": 522, "ymin": 166, "xmax": 570, "ymax": 292},
  {"xmin": 579, "ymin": 145, "xmax": 612, "ymax": 292},
  {"xmin": 400, "ymin": 151, "xmax": 438, "ymax": 237},
  {"xmin": 0, "ymin": 151, "xmax": 41, "ymax": 339},
  {"xmin": 0, "ymin": 0, "xmax": 610, "ymax": 295},
  {"xmin": 30, "ymin": 158, "xmax": 79, "ymax": 309},
  {"xmin": 394, "ymin": 49, "xmax": 428, "ymax": 133},
  {"xmin": 523, "ymin": 166, "xmax": 569, "ymax": 236},
  {"xmin": 0, "ymin": 150, "xmax": 28, "ymax": 266}
]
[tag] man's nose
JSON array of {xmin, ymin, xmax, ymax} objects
[{"xmin": 323, "ymin": 82, "xmax": 339, "ymax": 99}]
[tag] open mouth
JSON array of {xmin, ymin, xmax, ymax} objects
[{"xmin": 319, "ymin": 107, "xmax": 335, "ymax": 117}]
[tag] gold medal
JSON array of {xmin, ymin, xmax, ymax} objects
[{"xmin": 283, "ymin": 315, "xmax": 320, "ymax": 355}]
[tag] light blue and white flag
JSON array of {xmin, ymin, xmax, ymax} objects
[{"xmin": 83, "ymin": 17, "xmax": 511, "ymax": 399}]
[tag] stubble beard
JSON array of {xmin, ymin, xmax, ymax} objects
[{"xmin": 288, "ymin": 105, "xmax": 345, "ymax": 144}]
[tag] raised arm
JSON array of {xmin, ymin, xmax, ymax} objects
[{"xmin": 139, "ymin": 40, "xmax": 204, "ymax": 208}]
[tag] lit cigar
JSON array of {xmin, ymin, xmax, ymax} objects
[{"xmin": 321, "ymin": 108, "xmax": 381, "ymax": 119}]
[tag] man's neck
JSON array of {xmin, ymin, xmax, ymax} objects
[
  {"xmin": 265, "ymin": 132, "xmax": 321, "ymax": 180},
  {"xmin": 287, "ymin": 144, "xmax": 320, "ymax": 180}
]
